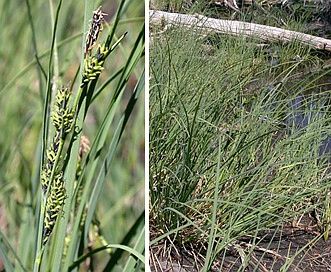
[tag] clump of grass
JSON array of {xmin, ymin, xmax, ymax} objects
[{"xmin": 150, "ymin": 22, "xmax": 331, "ymax": 270}]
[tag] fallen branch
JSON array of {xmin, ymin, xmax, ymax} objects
[{"xmin": 150, "ymin": 10, "xmax": 331, "ymax": 51}]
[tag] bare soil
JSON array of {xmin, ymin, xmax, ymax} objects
[{"xmin": 150, "ymin": 216, "xmax": 331, "ymax": 271}]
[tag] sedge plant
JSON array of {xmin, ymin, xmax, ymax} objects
[
  {"xmin": 150, "ymin": 21, "xmax": 331, "ymax": 271},
  {"xmin": 0, "ymin": 0, "xmax": 144, "ymax": 271}
]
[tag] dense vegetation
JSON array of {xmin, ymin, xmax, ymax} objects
[{"xmin": 150, "ymin": 1, "xmax": 331, "ymax": 270}]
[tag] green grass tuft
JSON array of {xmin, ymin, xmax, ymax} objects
[{"xmin": 150, "ymin": 19, "xmax": 331, "ymax": 270}]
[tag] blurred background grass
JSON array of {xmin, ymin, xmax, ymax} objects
[{"xmin": 0, "ymin": 0, "xmax": 144, "ymax": 270}]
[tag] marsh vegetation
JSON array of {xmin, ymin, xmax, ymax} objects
[{"xmin": 149, "ymin": 1, "xmax": 331, "ymax": 270}]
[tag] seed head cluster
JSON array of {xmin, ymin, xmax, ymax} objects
[
  {"xmin": 85, "ymin": 6, "xmax": 107, "ymax": 58},
  {"xmin": 41, "ymin": 86, "xmax": 74, "ymax": 245}
]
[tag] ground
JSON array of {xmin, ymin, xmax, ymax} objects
[{"xmin": 150, "ymin": 215, "xmax": 331, "ymax": 271}]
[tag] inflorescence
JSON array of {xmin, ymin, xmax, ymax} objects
[{"xmin": 41, "ymin": 86, "xmax": 74, "ymax": 245}]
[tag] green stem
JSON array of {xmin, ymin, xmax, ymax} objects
[{"xmin": 49, "ymin": 0, "xmax": 60, "ymax": 89}]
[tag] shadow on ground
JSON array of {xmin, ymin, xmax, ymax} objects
[{"xmin": 150, "ymin": 215, "xmax": 331, "ymax": 271}]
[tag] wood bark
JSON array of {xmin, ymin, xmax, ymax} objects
[{"xmin": 150, "ymin": 10, "xmax": 331, "ymax": 51}]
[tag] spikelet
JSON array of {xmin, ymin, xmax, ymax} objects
[
  {"xmin": 41, "ymin": 86, "xmax": 74, "ymax": 245},
  {"xmin": 81, "ymin": 6, "xmax": 128, "ymax": 89},
  {"xmin": 80, "ymin": 44, "xmax": 110, "ymax": 88},
  {"xmin": 52, "ymin": 86, "xmax": 74, "ymax": 139},
  {"xmin": 43, "ymin": 172, "xmax": 66, "ymax": 245},
  {"xmin": 85, "ymin": 6, "xmax": 107, "ymax": 58},
  {"xmin": 41, "ymin": 87, "xmax": 73, "ymax": 195}
]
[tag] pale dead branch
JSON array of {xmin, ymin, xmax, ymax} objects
[{"xmin": 150, "ymin": 10, "xmax": 331, "ymax": 51}]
